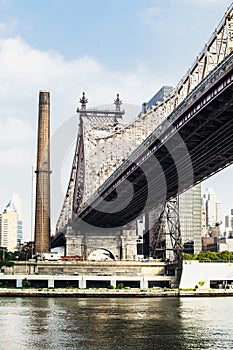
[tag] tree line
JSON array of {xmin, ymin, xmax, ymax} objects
[
  {"xmin": 183, "ymin": 250, "xmax": 233, "ymax": 261},
  {"xmin": 0, "ymin": 242, "xmax": 34, "ymax": 262}
]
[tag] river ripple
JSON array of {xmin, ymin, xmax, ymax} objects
[{"xmin": 0, "ymin": 297, "xmax": 233, "ymax": 350}]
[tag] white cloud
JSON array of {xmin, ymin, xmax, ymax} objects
[
  {"xmin": 0, "ymin": 118, "xmax": 34, "ymax": 168},
  {"xmin": 0, "ymin": 147, "xmax": 32, "ymax": 168},
  {"xmin": 0, "ymin": 118, "xmax": 34, "ymax": 145},
  {"xmin": 0, "ymin": 36, "xmax": 156, "ymax": 128},
  {"xmin": 0, "ymin": 18, "xmax": 18, "ymax": 36}
]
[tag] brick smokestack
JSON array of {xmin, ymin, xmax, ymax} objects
[{"xmin": 34, "ymin": 90, "xmax": 51, "ymax": 253}]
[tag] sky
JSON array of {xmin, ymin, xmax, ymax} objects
[{"xmin": 0, "ymin": 0, "xmax": 233, "ymax": 240}]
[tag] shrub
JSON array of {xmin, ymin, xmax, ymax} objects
[
  {"xmin": 0, "ymin": 261, "xmax": 14, "ymax": 268},
  {"xmin": 108, "ymin": 285, "xmax": 115, "ymax": 289},
  {"xmin": 22, "ymin": 278, "xmax": 31, "ymax": 288},
  {"xmin": 198, "ymin": 281, "xmax": 205, "ymax": 287}
]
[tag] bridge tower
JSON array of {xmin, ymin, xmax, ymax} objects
[
  {"xmin": 34, "ymin": 90, "xmax": 51, "ymax": 254},
  {"xmin": 55, "ymin": 93, "xmax": 136, "ymax": 258}
]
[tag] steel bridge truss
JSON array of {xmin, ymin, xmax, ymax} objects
[
  {"xmin": 150, "ymin": 198, "xmax": 182, "ymax": 262},
  {"xmin": 55, "ymin": 4, "xmax": 233, "ymax": 262}
]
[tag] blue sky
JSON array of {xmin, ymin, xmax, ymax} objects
[{"xmin": 0, "ymin": 0, "xmax": 232, "ymax": 240}]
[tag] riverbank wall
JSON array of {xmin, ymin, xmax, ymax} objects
[
  {"xmin": 0, "ymin": 260, "xmax": 178, "ymax": 289},
  {"xmin": 1, "ymin": 260, "xmax": 233, "ymax": 291},
  {"xmin": 0, "ymin": 288, "xmax": 233, "ymax": 298}
]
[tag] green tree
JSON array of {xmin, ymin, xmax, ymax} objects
[
  {"xmin": 14, "ymin": 242, "xmax": 34, "ymax": 261},
  {"xmin": 0, "ymin": 261, "xmax": 14, "ymax": 268},
  {"xmin": 183, "ymin": 253, "xmax": 196, "ymax": 260},
  {"xmin": 22, "ymin": 278, "xmax": 31, "ymax": 288},
  {"xmin": 186, "ymin": 250, "xmax": 233, "ymax": 262}
]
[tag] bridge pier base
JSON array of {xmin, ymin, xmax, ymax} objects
[
  {"xmin": 62, "ymin": 224, "xmax": 139, "ymax": 261},
  {"xmin": 65, "ymin": 226, "xmax": 83, "ymax": 256},
  {"xmin": 122, "ymin": 223, "xmax": 137, "ymax": 260}
]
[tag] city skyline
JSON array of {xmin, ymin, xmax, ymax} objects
[{"xmin": 0, "ymin": 0, "xmax": 232, "ymax": 240}]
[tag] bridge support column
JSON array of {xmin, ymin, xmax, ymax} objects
[
  {"xmin": 65, "ymin": 226, "xmax": 83, "ymax": 256},
  {"xmin": 120, "ymin": 235, "xmax": 126, "ymax": 260},
  {"xmin": 122, "ymin": 222, "xmax": 137, "ymax": 260}
]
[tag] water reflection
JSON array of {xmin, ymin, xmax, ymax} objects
[{"xmin": 0, "ymin": 297, "xmax": 233, "ymax": 349}]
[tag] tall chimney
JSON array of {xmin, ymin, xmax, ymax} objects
[{"xmin": 34, "ymin": 90, "xmax": 51, "ymax": 254}]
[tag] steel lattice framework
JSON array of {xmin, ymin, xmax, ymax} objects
[
  {"xmin": 55, "ymin": 4, "xmax": 233, "ymax": 259},
  {"xmin": 150, "ymin": 198, "xmax": 182, "ymax": 261}
]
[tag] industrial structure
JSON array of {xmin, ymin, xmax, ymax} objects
[
  {"xmin": 34, "ymin": 91, "xmax": 51, "ymax": 254},
  {"xmin": 50, "ymin": 4, "xmax": 233, "ymax": 264}
]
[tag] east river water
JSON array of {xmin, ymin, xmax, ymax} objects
[{"xmin": 0, "ymin": 296, "xmax": 233, "ymax": 350}]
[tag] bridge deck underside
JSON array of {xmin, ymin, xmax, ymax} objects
[
  {"xmin": 77, "ymin": 69, "xmax": 233, "ymax": 229},
  {"xmin": 184, "ymin": 90, "xmax": 233, "ymax": 182}
]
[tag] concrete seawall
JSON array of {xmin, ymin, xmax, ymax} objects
[
  {"xmin": 0, "ymin": 260, "xmax": 179, "ymax": 289},
  {"xmin": 0, "ymin": 288, "xmax": 233, "ymax": 298}
]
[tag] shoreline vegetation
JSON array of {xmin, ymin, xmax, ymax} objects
[{"xmin": 0, "ymin": 288, "xmax": 233, "ymax": 298}]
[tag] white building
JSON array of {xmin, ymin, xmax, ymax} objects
[
  {"xmin": 180, "ymin": 260, "xmax": 233, "ymax": 289},
  {"xmin": 0, "ymin": 200, "xmax": 18, "ymax": 252},
  {"xmin": 225, "ymin": 209, "xmax": 233, "ymax": 237},
  {"xmin": 202, "ymin": 188, "xmax": 222, "ymax": 228},
  {"xmin": 218, "ymin": 238, "xmax": 233, "ymax": 252}
]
